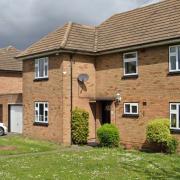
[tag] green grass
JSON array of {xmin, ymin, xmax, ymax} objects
[
  {"xmin": 0, "ymin": 135, "xmax": 58, "ymax": 155},
  {"xmin": 0, "ymin": 136, "xmax": 180, "ymax": 179}
]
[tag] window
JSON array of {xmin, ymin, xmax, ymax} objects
[
  {"xmin": 123, "ymin": 52, "xmax": 138, "ymax": 76},
  {"xmin": 169, "ymin": 46, "xmax": 180, "ymax": 72},
  {"xmin": 35, "ymin": 57, "xmax": 48, "ymax": 79},
  {"xmin": 35, "ymin": 102, "xmax": 48, "ymax": 123},
  {"xmin": 170, "ymin": 103, "xmax": 180, "ymax": 129},
  {"xmin": 124, "ymin": 103, "xmax": 139, "ymax": 115}
]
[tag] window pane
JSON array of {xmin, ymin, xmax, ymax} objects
[
  {"xmin": 125, "ymin": 53, "xmax": 136, "ymax": 59},
  {"xmin": 39, "ymin": 104, "xmax": 44, "ymax": 116},
  {"xmin": 171, "ymin": 104, "xmax": 177, "ymax": 110},
  {"xmin": 171, "ymin": 114, "xmax": 177, "ymax": 128},
  {"xmin": 35, "ymin": 66, "xmax": 38, "ymax": 77},
  {"xmin": 45, "ymin": 65, "xmax": 48, "ymax": 76},
  {"xmin": 170, "ymin": 47, "xmax": 176, "ymax": 53},
  {"xmin": 125, "ymin": 61, "xmax": 136, "ymax": 74},
  {"xmin": 125, "ymin": 104, "xmax": 130, "ymax": 113},
  {"xmin": 178, "ymin": 47, "xmax": 180, "ymax": 70},
  {"xmin": 132, "ymin": 106, "xmax": 137, "ymax": 114},
  {"xmin": 39, "ymin": 115, "xmax": 43, "ymax": 122},
  {"xmin": 39, "ymin": 60, "xmax": 44, "ymax": 77},
  {"xmin": 170, "ymin": 56, "xmax": 176, "ymax": 70}
]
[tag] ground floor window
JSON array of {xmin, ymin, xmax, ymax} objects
[
  {"xmin": 170, "ymin": 103, "xmax": 180, "ymax": 129},
  {"xmin": 35, "ymin": 102, "xmax": 48, "ymax": 123},
  {"xmin": 124, "ymin": 103, "xmax": 138, "ymax": 115}
]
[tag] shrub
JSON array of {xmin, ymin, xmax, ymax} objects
[
  {"xmin": 165, "ymin": 137, "xmax": 179, "ymax": 154},
  {"xmin": 146, "ymin": 119, "xmax": 170, "ymax": 144},
  {"xmin": 97, "ymin": 124, "xmax": 120, "ymax": 148},
  {"xmin": 146, "ymin": 118, "xmax": 178, "ymax": 154},
  {"xmin": 71, "ymin": 107, "xmax": 89, "ymax": 145}
]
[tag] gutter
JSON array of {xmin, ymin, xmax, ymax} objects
[{"xmin": 16, "ymin": 37, "xmax": 180, "ymax": 60}]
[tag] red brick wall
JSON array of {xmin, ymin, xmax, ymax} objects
[
  {"xmin": 96, "ymin": 45, "xmax": 180, "ymax": 149},
  {"xmin": 0, "ymin": 71, "xmax": 22, "ymax": 129},
  {"xmin": 23, "ymin": 54, "xmax": 96, "ymax": 144},
  {"xmin": 0, "ymin": 94, "xmax": 22, "ymax": 127},
  {"xmin": 0, "ymin": 71, "xmax": 22, "ymax": 94},
  {"xmin": 23, "ymin": 44, "xmax": 180, "ymax": 149},
  {"xmin": 23, "ymin": 55, "xmax": 64, "ymax": 143},
  {"xmin": 71, "ymin": 54, "xmax": 96, "ymax": 141}
]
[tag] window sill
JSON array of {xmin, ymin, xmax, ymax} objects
[
  {"xmin": 170, "ymin": 129, "xmax": 180, "ymax": 134},
  {"xmin": 33, "ymin": 122, "xmax": 49, "ymax": 127},
  {"xmin": 34, "ymin": 77, "xmax": 49, "ymax": 82},
  {"xmin": 122, "ymin": 74, "xmax": 138, "ymax": 80},
  {"xmin": 168, "ymin": 71, "xmax": 180, "ymax": 76},
  {"xmin": 122, "ymin": 114, "xmax": 139, "ymax": 118}
]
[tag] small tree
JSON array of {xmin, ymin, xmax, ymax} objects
[
  {"xmin": 97, "ymin": 124, "xmax": 120, "ymax": 148},
  {"xmin": 146, "ymin": 118, "xmax": 178, "ymax": 154},
  {"xmin": 71, "ymin": 107, "xmax": 89, "ymax": 145}
]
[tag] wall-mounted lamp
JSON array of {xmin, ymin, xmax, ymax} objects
[{"xmin": 115, "ymin": 93, "xmax": 121, "ymax": 104}]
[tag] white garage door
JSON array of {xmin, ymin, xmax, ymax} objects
[{"xmin": 10, "ymin": 105, "xmax": 23, "ymax": 133}]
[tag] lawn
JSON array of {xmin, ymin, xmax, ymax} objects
[
  {"xmin": 0, "ymin": 136, "xmax": 180, "ymax": 179},
  {"xmin": 0, "ymin": 135, "xmax": 58, "ymax": 155}
]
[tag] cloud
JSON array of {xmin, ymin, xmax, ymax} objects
[{"xmin": 0, "ymin": 0, "xmax": 148, "ymax": 49}]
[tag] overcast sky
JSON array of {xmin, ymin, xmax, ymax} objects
[{"xmin": 0, "ymin": 0, "xmax": 153, "ymax": 50}]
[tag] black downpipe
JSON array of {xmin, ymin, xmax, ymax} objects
[{"xmin": 70, "ymin": 54, "xmax": 73, "ymax": 145}]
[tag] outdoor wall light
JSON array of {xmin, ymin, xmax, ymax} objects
[{"xmin": 115, "ymin": 93, "xmax": 121, "ymax": 103}]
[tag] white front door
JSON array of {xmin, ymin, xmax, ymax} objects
[{"xmin": 10, "ymin": 105, "xmax": 23, "ymax": 133}]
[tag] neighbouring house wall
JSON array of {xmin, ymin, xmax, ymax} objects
[
  {"xmin": 0, "ymin": 71, "xmax": 22, "ymax": 94},
  {"xmin": 0, "ymin": 71, "xmax": 22, "ymax": 129},
  {"xmin": 96, "ymin": 45, "xmax": 180, "ymax": 149},
  {"xmin": 71, "ymin": 54, "xmax": 96, "ymax": 141},
  {"xmin": 23, "ymin": 55, "xmax": 64, "ymax": 143},
  {"xmin": 0, "ymin": 93, "xmax": 22, "ymax": 127}
]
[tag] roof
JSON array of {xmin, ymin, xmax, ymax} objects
[
  {"xmin": 18, "ymin": 23, "xmax": 96, "ymax": 57},
  {"xmin": 0, "ymin": 46, "xmax": 22, "ymax": 71},
  {"xmin": 18, "ymin": 0, "xmax": 180, "ymax": 58}
]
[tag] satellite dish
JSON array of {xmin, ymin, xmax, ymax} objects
[{"xmin": 78, "ymin": 74, "xmax": 89, "ymax": 83}]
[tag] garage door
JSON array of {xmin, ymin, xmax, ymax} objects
[{"xmin": 10, "ymin": 105, "xmax": 23, "ymax": 133}]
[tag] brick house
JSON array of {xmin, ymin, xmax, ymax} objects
[
  {"xmin": 0, "ymin": 46, "xmax": 23, "ymax": 133},
  {"xmin": 17, "ymin": 0, "xmax": 180, "ymax": 148}
]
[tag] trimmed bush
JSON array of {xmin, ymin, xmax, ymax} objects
[
  {"xmin": 146, "ymin": 119, "xmax": 170, "ymax": 144},
  {"xmin": 71, "ymin": 107, "xmax": 89, "ymax": 145},
  {"xmin": 146, "ymin": 118, "xmax": 178, "ymax": 154},
  {"xmin": 165, "ymin": 137, "xmax": 179, "ymax": 154},
  {"xmin": 97, "ymin": 124, "xmax": 120, "ymax": 148}
]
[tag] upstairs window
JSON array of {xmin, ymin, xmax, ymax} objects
[
  {"xmin": 170, "ymin": 103, "xmax": 180, "ymax": 130},
  {"xmin": 35, "ymin": 57, "xmax": 48, "ymax": 79},
  {"xmin": 35, "ymin": 102, "xmax": 48, "ymax": 123},
  {"xmin": 124, "ymin": 103, "xmax": 139, "ymax": 115},
  {"xmin": 123, "ymin": 52, "xmax": 138, "ymax": 76},
  {"xmin": 169, "ymin": 46, "xmax": 180, "ymax": 72}
]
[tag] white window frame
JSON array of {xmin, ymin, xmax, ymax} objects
[
  {"xmin": 170, "ymin": 103, "xmax": 180, "ymax": 130},
  {"xmin": 124, "ymin": 103, "xmax": 139, "ymax": 115},
  {"xmin": 123, "ymin": 52, "xmax": 138, "ymax": 76},
  {"xmin": 35, "ymin": 57, "xmax": 49, "ymax": 79},
  {"xmin": 169, "ymin": 45, "xmax": 180, "ymax": 72},
  {"xmin": 35, "ymin": 102, "xmax": 48, "ymax": 123}
]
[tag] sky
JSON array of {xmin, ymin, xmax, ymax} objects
[{"xmin": 0, "ymin": 0, "xmax": 157, "ymax": 50}]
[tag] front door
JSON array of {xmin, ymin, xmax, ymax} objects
[
  {"xmin": 10, "ymin": 105, "xmax": 23, "ymax": 133},
  {"xmin": 101, "ymin": 101, "xmax": 112, "ymax": 124}
]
